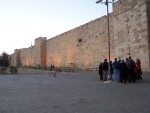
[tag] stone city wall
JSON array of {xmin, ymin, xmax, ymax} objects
[
  {"xmin": 46, "ymin": 14, "xmax": 114, "ymax": 70},
  {"xmin": 113, "ymin": 0, "xmax": 150, "ymax": 71},
  {"xmin": 20, "ymin": 47, "xmax": 33, "ymax": 66},
  {"xmin": 10, "ymin": 0, "xmax": 150, "ymax": 71}
]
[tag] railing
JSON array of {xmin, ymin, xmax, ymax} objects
[{"xmin": 17, "ymin": 65, "xmax": 98, "ymax": 74}]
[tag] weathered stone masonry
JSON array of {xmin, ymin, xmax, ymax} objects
[{"xmin": 10, "ymin": 0, "xmax": 150, "ymax": 71}]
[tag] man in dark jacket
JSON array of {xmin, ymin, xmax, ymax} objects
[
  {"xmin": 102, "ymin": 59, "xmax": 108, "ymax": 81},
  {"xmin": 99, "ymin": 62, "xmax": 103, "ymax": 80},
  {"xmin": 120, "ymin": 60, "xmax": 128, "ymax": 83},
  {"xmin": 127, "ymin": 56, "xmax": 136, "ymax": 82}
]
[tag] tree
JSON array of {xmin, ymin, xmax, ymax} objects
[{"xmin": 0, "ymin": 52, "xmax": 9, "ymax": 67}]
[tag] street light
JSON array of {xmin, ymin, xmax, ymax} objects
[{"xmin": 96, "ymin": 0, "xmax": 115, "ymax": 80}]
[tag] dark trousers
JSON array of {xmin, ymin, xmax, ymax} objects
[
  {"xmin": 120, "ymin": 72, "xmax": 127, "ymax": 83},
  {"xmin": 99, "ymin": 71, "xmax": 103, "ymax": 80},
  {"xmin": 128, "ymin": 69, "xmax": 136, "ymax": 82},
  {"xmin": 136, "ymin": 69, "xmax": 142, "ymax": 80},
  {"xmin": 136, "ymin": 73, "xmax": 142, "ymax": 80}
]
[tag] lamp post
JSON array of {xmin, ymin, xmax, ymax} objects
[{"xmin": 96, "ymin": 0, "xmax": 115, "ymax": 80}]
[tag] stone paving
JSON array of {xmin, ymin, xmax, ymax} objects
[{"xmin": 0, "ymin": 72, "xmax": 150, "ymax": 113}]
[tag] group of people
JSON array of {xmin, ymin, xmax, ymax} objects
[{"xmin": 99, "ymin": 56, "xmax": 142, "ymax": 83}]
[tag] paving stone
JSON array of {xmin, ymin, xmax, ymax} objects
[{"xmin": 0, "ymin": 72, "xmax": 150, "ymax": 113}]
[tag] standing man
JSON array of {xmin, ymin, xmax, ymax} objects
[
  {"xmin": 99, "ymin": 62, "xmax": 103, "ymax": 80},
  {"xmin": 127, "ymin": 56, "xmax": 136, "ymax": 82},
  {"xmin": 102, "ymin": 59, "xmax": 108, "ymax": 81},
  {"xmin": 120, "ymin": 60, "xmax": 128, "ymax": 83},
  {"xmin": 113, "ymin": 58, "xmax": 120, "ymax": 82}
]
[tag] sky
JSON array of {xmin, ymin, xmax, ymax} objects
[{"xmin": 0, "ymin": 0, "xmax": 114, "ymax": 55}]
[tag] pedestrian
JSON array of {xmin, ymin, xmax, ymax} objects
[
  {"xmin": 136, "ymin": 59, "xmax": 142, "ymax": 80},
  {"xmin": 99, "ymin": 62, "xmax": 103, "ymax": 80},
  {"xmin": 102, "ymin": 59, "xmax": 108, "ymax": 81},
  {"xmin": 120, "ymin": 60, "xmax": 128, "ymax": 83},
  {"xmin": 109, "ymin": 61, "xmax": 113, "ymax": 80},
  {"xmin": 125, "ymin": 58, "xmax": 129, "ymax": 81},
  {"xmin": 118, "ymin": 59, "xmax": 121, "ymax": 82},
  {"xmin": 127, "ymin": 56, "xmax": 136, "ymax": 82},
  {"xmin": 112, "ymin": 58, "xmax": 120, "ymax": 82}
]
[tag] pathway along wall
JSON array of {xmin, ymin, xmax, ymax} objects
[{"xmin": 10, "ymin": 0, "xmax": 150, "ymax": 72}]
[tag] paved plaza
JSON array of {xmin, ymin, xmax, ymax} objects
[{"xmin": 0, "ymin": 72, "xmax": 150, "ymax": 113}]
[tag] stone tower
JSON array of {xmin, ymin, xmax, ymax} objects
[
  {"xmin": 13, "ymin": 49, "xmax": 20, "ymax": 67},
  {"xmin": 33, "ymin": 37, "xmax": 47, "ymax": 66}
]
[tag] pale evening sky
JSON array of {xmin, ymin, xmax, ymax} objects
[{"xmin": 0, "ymin": 0, "xmax": 114, "ymax": 55}]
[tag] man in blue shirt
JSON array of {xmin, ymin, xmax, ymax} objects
[{"xmin": 113, "ymin": 58, "xmax": 120, "ymax": 82}]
